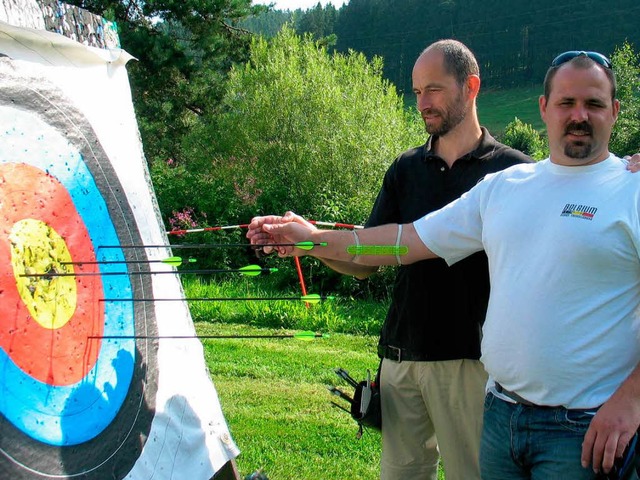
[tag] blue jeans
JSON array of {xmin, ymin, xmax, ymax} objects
[{"xmin": 480, "ymin": 392, "xmax": 639, "ymax": 480}]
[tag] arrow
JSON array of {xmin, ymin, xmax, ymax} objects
[
  {"xmin": 167, "ymin": 220, "xmax": 363, "ymax": 235},
  {"xmin": 60, "ymin": 256, "xmax": 196, "ymax": 267},
  {"xmin": 167, "ymin": 223, "xmax": 250, "ymax": 235},
  {"xmin": 334, "ymin": 368, "xmax": 359, "ymax": 388},
  {"xmin": 309, "ymin": 220, "xmax": 364, "ymax": 229},
  {"xmin": 330, "ymin": 401, "xmax": 352, "ymax": 414},
  {"xmin": 100, "ymin": 293, "xmax": 335, "ymax": 303},
  {"xmin": 294, "ymin": 256, "xmax": 309, "ymax": 308},
  {"xmin": 90, "ymin": 331, "xmax": 329, "ymax": 341},
  {"xmin": 327, "ymin": 386, "xmax": 354, "ymax": 405},
  {"xmin": 22, "ymin": 264, "xmax": 278, "ymax": 278},
  {"xmin": 98, "ymin": 241, "xmax": 327, "ymax": 251},
  {"xmin": 346, "ymin": 245, "xmax": 409, "ymax": 256}
]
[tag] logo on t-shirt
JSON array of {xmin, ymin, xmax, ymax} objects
[{"xmin": 560, "ymin": 203, "xmax": 597, "ymax": 221}]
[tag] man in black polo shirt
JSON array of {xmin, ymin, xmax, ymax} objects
[{"xmin": 349, "ymin": 40, "xmax": 529, "ymax": 480}]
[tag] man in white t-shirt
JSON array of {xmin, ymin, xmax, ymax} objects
[{"xmin": 247, "ymin": 52, "xmax": 640, "ymax": 478}]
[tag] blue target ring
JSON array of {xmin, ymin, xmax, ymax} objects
[
  {"xmin": 0, "ymin": 107, "xmax": 135, "ymax": 445},
  {"xmin": 0, "ymin": 63, "xmax": 158, "ymax": 479}
]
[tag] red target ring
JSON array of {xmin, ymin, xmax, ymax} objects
[{"xmin": 0, "ymin": 163, "xmax": 104, "ymax": 386}]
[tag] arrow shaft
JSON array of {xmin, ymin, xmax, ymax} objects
[
  {"xmin": 309, "ymin": 220, "xmax": 364, "ymax": 229},
  {"xmin": 328, "ymin": 387, "xmax": 354, "ymax": 404},
  {"xmin": 98, "ymin": 242, "xmax": 324, "ymax": 249},
  {"xmin": 167, "ymin": 221, "xmax": 362, "ymax": 235},
  {"xmin": 294, "ymin": 256, "xmax": 309, "ymax": 308},
  {"xmin": 24, "ymin": 267, "xmax": 274, "ymax": 278},
  {"xmin": 91, "ymin": 333, "xmax": 324, "ymax": 339},
  {"xmin": 167, "ymin": 224, "xmax": 249, "ymax": 235},
  {"xmin": 100, "ymin": 296, "xmax": 332, "ymax": 302},
  {"xmin": 331, "ymin": 401, "xmax": 352, "ymax": 414},
  {"xmin": 100, "ymin": 243, "xmax": 257, "ymax": 249},
  {"xmin": 335, "ymin": 368, "xmax": 359, "ymax": 388},
  {"xmin": 61, "ymin": 259, "xmax": 178, "ymax": 265}
]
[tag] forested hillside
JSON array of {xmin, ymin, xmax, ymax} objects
[{"xmin": 245, "ymin": 0, "xmax": 640, "ymax": 94}]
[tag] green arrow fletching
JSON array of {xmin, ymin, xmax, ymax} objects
[
  {"xmin": 292, "ymin": 331, "xmax": 330, "ymax": 341},
  {"xmin": 295, "ymin": 241, "xmax": 328, "ymax": 251},
  {"xmin": 300, "ymin": 293, "xmax": 335, "ymax": 304},
  {"xmin": 238, "ymin": 265, "xmax": 278, "ymax": 276},
  {"xmin": 162, "ymin": 256, "xmax": 184, "ymax": 266}
]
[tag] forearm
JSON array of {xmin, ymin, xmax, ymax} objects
[
  {"xmin": 249, "ymin": 214, "xmax": 439, "ymax": 266},
  {"xmin": 318, "ymin": 258, "xmax": 379, "ymax": 279},
  {"xmin": 304, "ymin": 223, "xmax": 437, "ymax": 266}
]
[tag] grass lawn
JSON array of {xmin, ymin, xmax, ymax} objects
[
  {"xmin": 199, "ymin": 322, "xmax": 383, "ymax": 479},
  {"xmin": 477, "ymin": 85, "xmax": 545, "ymax": 137},
  {"xmin": 196, "ymin": 322, "xmax": 447, "ymax": 479}
]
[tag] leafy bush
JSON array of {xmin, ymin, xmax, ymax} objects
[
  {"xmin": 610, "ymin": 42, "xmax": 640, "ymax": 157},
  {"xmin": 502, "ymin": 117, "xmax": 547, "ymax": 160},
  {"xmin": 179, "ymin": 25, "xmax": 423, "ymax": 226}
]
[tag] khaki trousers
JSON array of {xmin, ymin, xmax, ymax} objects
[{"xmin": 380, "ymin": 358, "xmax": 487, "ymax": 480}]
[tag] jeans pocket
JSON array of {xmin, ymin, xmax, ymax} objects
[
  {"xmin": 484, "ymin": 392, "xmax": 495, "ymax": 413},
  {"xmin": 557, "ymin": 408, "xmax": 598, "ymax": 433}
]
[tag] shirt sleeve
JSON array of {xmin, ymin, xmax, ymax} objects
[{"xmin": 413, "ymin": 174, "xmax": 491, "ymax": 265}]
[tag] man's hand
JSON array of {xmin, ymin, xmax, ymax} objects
[
  {"xmin": 625, "ymin": 153, "xmax": 640, "ymax": 172},
  {"xmin": 581, "ymin": 386, "xmax": 640, "ymax": 474},
  {"xmin": 247, "ymin": 211, "xmax": 316, "ymax": 257}
]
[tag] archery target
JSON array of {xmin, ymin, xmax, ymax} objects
[{"xmin": 0, "ymin": 61, "xmax": 158, "ymax": 478}]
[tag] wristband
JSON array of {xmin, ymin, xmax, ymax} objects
[
  {"xmin": 352, "ymin": 229, "xmax": 360, "ymax": 262},
  {"xmin": 395, "ymin": 224, "xmax": 403, "ymax": 265}
]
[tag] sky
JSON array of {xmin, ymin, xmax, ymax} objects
[{"xmin": 253, "ymin": 0, "xmax": 347, "ymax": 11}]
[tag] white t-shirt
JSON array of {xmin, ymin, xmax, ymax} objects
[{"xmin": 414, "ymin": 155, "xmax": 640, "ymax": 409}]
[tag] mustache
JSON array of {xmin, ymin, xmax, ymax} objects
[
  {"xmin": 564, "ymin": 121, "xmax": 593, "ymax": 136},
  {"xmin": 421, "ymin": 108, "xmax": 441, "ymax": 119}
]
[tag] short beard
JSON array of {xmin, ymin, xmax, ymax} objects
[
  {"xmin": 563, "ymin": 121, "xmax": 593, "ymax": 159},
  {"xmin": 564, "ymin": 141, "xmax": 593, "ymax": 159},
  {"xmin": 424, "ymin": 93, "xmax": 467, "ymax": 136}
]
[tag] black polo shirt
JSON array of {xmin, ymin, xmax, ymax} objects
[{"xmin": 367, "ymin": 128, "xmax": 532, "ymax": 361}]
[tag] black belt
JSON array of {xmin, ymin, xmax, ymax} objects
[
  {"xmin": 494, "ymin": 384, "xmax": 601, "ymax": 413},
  {"xmin": 377, "ymin": 345, "xmax": 430, "ymax": 362},
  {"xmin": 494, "ymin": 383, "xmax": 539, "ymax": 407}
]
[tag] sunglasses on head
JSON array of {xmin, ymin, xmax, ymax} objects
[{"xmin": 551, "ymin": 51, "xmax": 612, "ymax": 69}]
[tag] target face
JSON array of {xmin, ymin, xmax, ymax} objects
[{"xmin": 0, "ymin": 65, "xmax": 157, "ymax": 478}]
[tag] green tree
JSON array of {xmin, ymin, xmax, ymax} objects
[
  {"xmin": 178, "ymin": 26, "xmax": 423, "ymax": 227},
  {"xmin": 66, "ymin": 0, "xmax": 264, "ymax": 165},
  {"xmin": 296, "ymin": 3, "xmax": 338, "ymax": 40},
  {"xmin": 610, "ymin": 41, "xmax": 640, "ymax": 157},
  {"xmin": 240, "ymin": 8, "xmax": 293, "ymax": 37}
]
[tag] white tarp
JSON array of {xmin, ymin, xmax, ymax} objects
[{"xmin": 0, "ymin": 17, "xmax": 239, "ymax": 480}]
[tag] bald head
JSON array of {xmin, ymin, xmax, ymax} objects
[{"xmin": 419, "ymin": 39, "xmax": 479, "ymax": 87}]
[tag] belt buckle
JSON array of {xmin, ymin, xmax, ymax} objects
[{"xmin": 389, "ymin": 346, "xmax": 402, "ymax": 362}]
